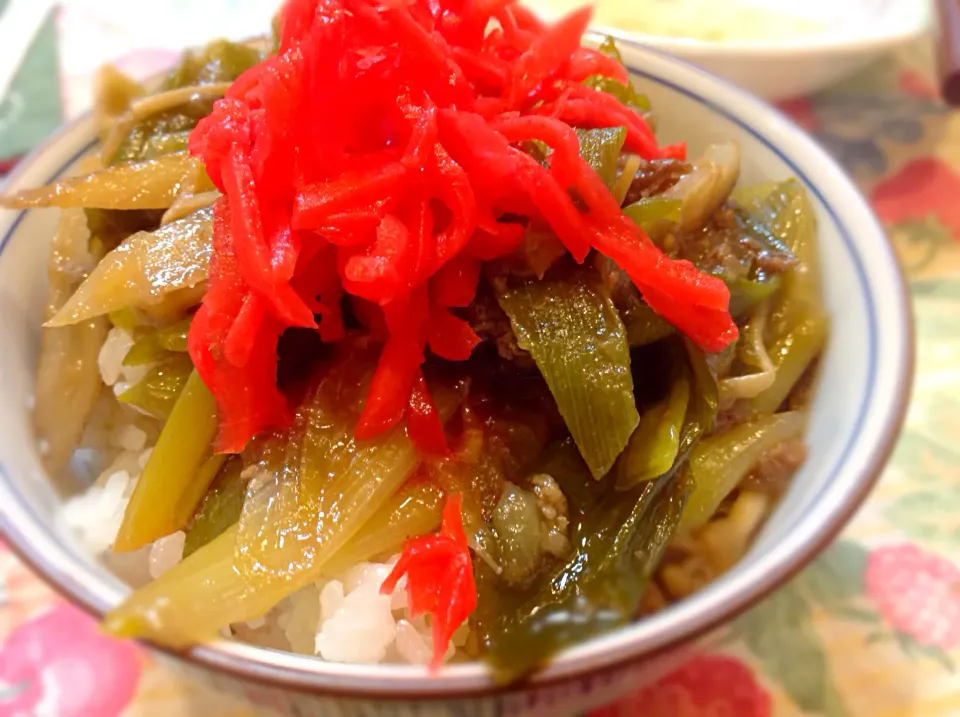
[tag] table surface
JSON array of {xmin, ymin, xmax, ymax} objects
[{"xmin": 0, "ymin": 4, "xmax": 958, "ymax": 717}]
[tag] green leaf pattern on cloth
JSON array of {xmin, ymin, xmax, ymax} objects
[
  {"xmin": 0, "ymin": 5, "xmax": 62, "ymax": 161},
  {"xmin": 737, "ymin": 586, "xmax": 851, "ymax": 717}
]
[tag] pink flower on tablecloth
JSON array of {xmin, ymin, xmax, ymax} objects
[
  {"xmin": 870, "ymin": 157, "xmax": 960, "ymax": 239},
  {"xmin": 0, "ymin": 604, "xmax": 141, "ymax": 717},
  {"xmin": 590, "ymin": 654, "xmax": 772, "ymax": 717},
  {"xmin": 778, "ymin": 97, "xmax": 819, "ymax": 133},
  {"xmin": 866, "ymin": 544, "xmax": 960, "ymax": 651},
  {"xmin": 0, "ymin": 547, "xmax": 58, "ymax": 645},
  {"xmin": 899, "ymin": 70, "xmax": 938, "ymax": 100}
]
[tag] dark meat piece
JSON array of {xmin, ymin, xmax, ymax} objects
[
  {"xmin": 462, "ymin": 285, "xmax": 535, "ymax": 367},
  {"xmin": 85, "ymin": 208, "xmax": 165, "ymax": 253},
  {"xmin": 483, "ymin": 227, "xmax": 567, "ymax": 282},
  {"xmin": 638, "ymin": 582, "xmax": 669, "ymax": 616},
  {"xmin": 668, "ymin": 204, "xmax": 797, "ymax": 284},
  {"xmin": 740, "ymin": 438, "xmax": 807, "ymax": 496},
  {"xmin": 787, "ymin": 358, "xmax": 820, "ymax": 412},
  {"xmin": 671, "ymin": 206, "xmax": 739, "ymax": 274},
  {"xmin": 621, "ymin": 157, "xmax": 691, "ymax": 206},
  {"xmin": 593, "ymin": 254, "xmax": 641, "ymax": 313},
  {"xmin": 713, "ymin": 399, "xmax": 750, "ymax": 436},
  {"xmin": 754, "ymin": 246, "xmax": 797, "ymax": 276}
]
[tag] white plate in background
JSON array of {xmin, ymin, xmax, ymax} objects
[{"xmin": 534, "ymin": 0, "xmax": 932, "ymax": 101}]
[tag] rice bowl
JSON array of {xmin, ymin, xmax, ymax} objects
[{"xmin": 0, "ymin": 5, "xmax": 911, "ymax": 714}]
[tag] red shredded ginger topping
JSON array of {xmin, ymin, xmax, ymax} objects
[
  {"xmin": 187, "ymin": 0, "xmax": 737, "ymax": 454},
  {"xmin": 380, "ymin": 494, "xmax": 476, "ymax": 669}
]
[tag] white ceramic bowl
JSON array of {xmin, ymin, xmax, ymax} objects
[
  {"xmin": 0, "ymin": 41, "xmax": 912, "ymax": 717},
  {"xmin": 534, "ymin": 0, "xmax": 932, "ymax": 101}
]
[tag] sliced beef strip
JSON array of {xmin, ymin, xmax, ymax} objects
[
  {"xmin": 593, "ymin": 254, "xmax": 643, "ymax": 315},
  {"xmin": 621, "ymin": 157, "xmax": 692, "ymax": 206},
  {"xmin": 713, "ymin": 399, "xmax": 750, "ymax": 437},
  {"xmin": 740, "ymin": 438, "xmax": 808, "ymax": 497},
  {"xmin": 667, "ymin": 204, "xmax": 798, "ymax": 284},
  {"xmin": 462, "ymin": 283, "xmax": 535, "ymax": 367}
]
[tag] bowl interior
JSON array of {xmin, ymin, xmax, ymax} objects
[{"xmin": 0, "ymin": 43, "xmax": 911, "ymax": 697}]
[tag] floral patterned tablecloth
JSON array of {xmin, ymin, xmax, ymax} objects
[{"xmin": 0, "ymin": 4, "xmax": 958, "ymax": 716}]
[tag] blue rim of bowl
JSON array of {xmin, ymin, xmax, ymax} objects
[{"xmin": 0, "ymin": 40, "xmax": 914, "ymax": 700}]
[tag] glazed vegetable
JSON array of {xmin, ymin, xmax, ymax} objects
[
  {"xmin": 735, "ymin": 181, "xmax": 827, "ymax": 414},
  {"xmin": 493, "ymin": 483, "xmax": 544, "ymax": 585},
  {"xmin": 162, "ymin": 39, "xmax": 264, "ymax": 91},
  {"xmin": 123, "ymin": 317, "xmax": 191, "ymax": 366},
  {"xmin": 103, "ymin": 87, "xmax": 230, "ymax": 164},
  {"xmin": 613, "ymin": 339, "xmax": 715, "ymax": 490},
  {"xmin": 114, "ymin": 370, "xmax": 218, "ymax": 551},
  {"xmin": 727, "ymin": 276, "xmax": 781, "ymax": 320},
  {"xmin": 107, "ymin": 39, "xmax": 263, "ymax": 165},
  {"xmin": 623, "ymin": 196, "xmax": 682, "ymax": 241},
  {"xmin": 587, "ymin": 37, "xmax": 651, "ymax": 111},
  {"xmin": 322, "ymin": 482, "xmax": 445, "ymax": 575},
  {"xmin": 592, "ymin": 253, "xmax": 676, "ymax": 346},
  {"xmin": 662, "ymin": 142, "xmax": 740, "ymax": 232},
  {"xmin": 183, "ymin": 455, "xmax": 247, "ymax": 558},
  {"xmin": 162, "ymin": 190, "xmax": 219, "ymax": 225},
  {"xmin": 160, "ymin": 161, "xmax": 219, "ymax": 226},
  {"xmin": 85, "ymin": 207, "xmax": 165, "ymax": 254},
  {"xmin": 381, "ymin": 494, "xmax": 477, "ymax": 669},
  {"xmin": 746, "ymin": 316, "xmax": 827, "ymax": 416},
  {"xmin": 679, "ymin": 340, "xmax": 721, "ymax": 457},
  {"xmin": 105, "ymin": 356, "xmax": 450, "ymax": 645},
  {"xmin": 47, "ymin": 207, "xmax": 212, "ymax": 326},
  {"xmin": 759, "ymin": 182, "xmax": 824, "ymax": 331},
  {"xmin": 483, "ymin": 470, "xmax": 690, "ymax": 679},
  {"xmin": 680, "ymin": 411, "xmax": 807, "ymax": 531},
  {"xmin": 583, "ymin": 76, "xmax": 650, "ymax": 112},
  {"xmin": 176, "ymin": 453, "xmax": 228, "ymax": 534},
  {"xmin": 105, "ymin": 526, "xmax": 242, "ymax": 643},
  {"xmin": 118, "ymin": 354, "xmax": 194, "ymax": 418},
  {"xmin": 33, "ymin": 207, "xmax": 108, "ymax": 475},
  {"xmin": 611, "ymin": 154, "xmax": 642, "ymax": 204},
  {"xmin": 621, "ymin": 300, "xmax": 676, "ymax": 346},
  {"xmin": 2, "ymin": 152, "xmax": 199, "ymax": 210},
  {"xmin": 92, "ymin": 65, "xmax": 144, "ymax": 143},
  {"xmin": 576, "ymin": 127, "xmax": 627, "ymax": 188},
  {"xmin": 425, "ymin": 401, "xmax": 549, "ymax": 554},
  {"xmin": 496, "ymin": 269, "xmax": 639, "ymax": 478},
  {"xmin": 720, "ymin": 299, "xmax": 776, "ymax": 401},
  {"xmin": 142, "ymin": 130, "xmax": 192, "ymax": 157},
  {"xmin": 532, "ymin": 437, "xmax": 607, "ymax": 515},
  {"xmin": 234, "ymin": 359, "xmax": 441, "ymax": 581},
  {"xmin": 615, "ymin": 369, "xmax": 690, "ymax": 488}
]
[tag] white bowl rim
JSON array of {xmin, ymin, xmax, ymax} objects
[{"xmin": 0, "ymin": 40, "xmax": 913, "ymax": 700}]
